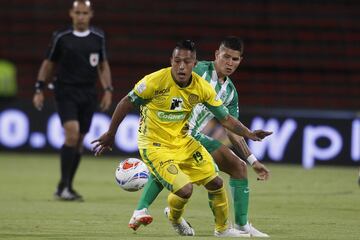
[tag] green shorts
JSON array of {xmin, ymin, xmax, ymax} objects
[{"xmin": 192, "ymin": 131, "xmax": 222, "ymax": 153}]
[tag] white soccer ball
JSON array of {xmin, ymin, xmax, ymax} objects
[{"xmin": 115, "ymin": 158, "xmax": 150, "ymax": 192}]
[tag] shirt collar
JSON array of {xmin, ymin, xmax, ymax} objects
[{"xmin": 72, "ymin": 29, "xmax": 90, "ymax": 37}]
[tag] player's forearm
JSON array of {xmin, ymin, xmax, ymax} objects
[
  {"xmin": 107, "ymin": 96, "xmax": 134, "ymax": 136},
  {"xmin": 226, "ymin": 130, "xmax": 252, "ymax": 159},
  {"xmin": 220, "ymin": 115, "xmax": 252, "ymax": 138},
  {"xmin": 98, "ymin": 61, "xmax": 112, "ymax": 89},
  {"xmin": 37, "ymin": 60, "xmax": 54, "ymax": 82}
]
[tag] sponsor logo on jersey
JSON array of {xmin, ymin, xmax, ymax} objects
[
  {"xmin": 157, "ymin": 111, "xmax": 186, "ymax": 122},
  {"xmin": 136, "ymin": 81, "xmax": 146, "ymax": 93},
  {"xmin": 89, "ymin": 53, "xmax": 99, "ymax": 67},
  {"xmin": 154, "ymin": 88, "xmax": 170, "ymax": 96}
]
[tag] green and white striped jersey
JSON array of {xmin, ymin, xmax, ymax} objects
[{"xmin": 189, "ymin": 61, "xmax": 239, "ymax": 134}]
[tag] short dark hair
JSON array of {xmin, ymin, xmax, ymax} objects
[
  {"xmin": 220, "ymin": 36, "xmax": 244, "ymax": 54},
  {"xmin": 73, "ymin": 0, "xmax": 91, "ymax": 8},
  {"xmin": 175, "ymin": 40, "xmax": 196, "ymax": 53}
]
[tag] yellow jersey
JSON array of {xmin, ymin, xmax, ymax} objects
[{"xmin": 128, "ymin": 67, "xmax": 228, "ymax": 149}]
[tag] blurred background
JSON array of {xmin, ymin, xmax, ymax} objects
[{"xmin": 0, "ymin": 0, "xmax": 359, "ymax": 168}]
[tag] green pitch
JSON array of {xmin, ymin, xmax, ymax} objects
[{"xmin": 0, "ymin": 153, "xmax": 359, "ymax": 239}]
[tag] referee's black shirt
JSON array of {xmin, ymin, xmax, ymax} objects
[{"xmin": 46, "ymin": 26, "xmax": 107, "ymax": 88}]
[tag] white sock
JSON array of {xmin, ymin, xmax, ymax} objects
[
  {"xmin": 237, "ymin": 222, "xmax": 250, "ymax": 231},
  {"xmin": 134, "ymin": 208, "xmax": 147, "ymax": 216}
]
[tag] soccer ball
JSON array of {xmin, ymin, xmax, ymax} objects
[{"xmin": 115, "ymin": 158, "xmax": 150, "ymax": 192}]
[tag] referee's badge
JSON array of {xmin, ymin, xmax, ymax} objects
[{"xmin": 89, "ymin": 53, "xmax": 99, "ymax": 67}]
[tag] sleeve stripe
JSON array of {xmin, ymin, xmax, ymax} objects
[{"xmin": 47, "ymin": 30, "xmax": 72, "ymax": 60}]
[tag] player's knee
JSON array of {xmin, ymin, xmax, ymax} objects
[
  {"xmin": 65, "ymin": 133, "xmax": 80, "ymax": 146},
  {"xmin": 205, "ymin": 176, "xmax": 223, "ymax": 190},
  {"xmin": 175, "ymin": 183, "xmax": 193, "ymax": 199}
]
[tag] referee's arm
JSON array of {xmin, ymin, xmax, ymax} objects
[
  {"xmin": 33, "ymin": 59, "xmax": 55, "ymax": 110},
  {"xmin": 97, "ymin": 60, "xmax": 113, "ymax": 111}
]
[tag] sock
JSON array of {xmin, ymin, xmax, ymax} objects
[
  {"xmin": 167, "ymin": 193, "xmax": 188, "ymax": 223},
  {"xmin": 59, "ymin": 145, "xmax": 76, "ymax": 190},
  {"xmin": 136, "ymin": 174, "xmax": 164, "ymax": 210},
  {"xmin": 208, "ymin": 186, "xmax": 229, "ymax": 232},
  {"xmin": 229, "ymin": 178, "xmax": 249, "ymax": 226},
  {"xmin": 69, "ymin": 152, "xmax": 81, "ymax": 190}
]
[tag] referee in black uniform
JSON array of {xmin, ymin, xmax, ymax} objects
[{"xmin": 33, "ymin": 0, "xmax": 113, "ymax": 201}]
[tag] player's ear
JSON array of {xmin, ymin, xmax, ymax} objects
[
  {"xmin": 170, "ymin": 56, "xmax": 173, "ymax": 65},
  {"xmin": 215, "ymin": 49, "xmax": 219, "ymax": 59}
]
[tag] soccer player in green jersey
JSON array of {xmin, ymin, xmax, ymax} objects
[
  {"xmin": 92, "ymin": 40, "xmax": 271, "ymax": 237},
  {"xmin": 128, "ymin": 37, "xmax": 271, "ymax": 237}
]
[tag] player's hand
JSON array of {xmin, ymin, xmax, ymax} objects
[
  {"xmin": 91, "ymin": 132, "xmax": 114, "ymax": 156},
  {"xmin": 252, "ymin": 161, "xmax": 270, "ymax": 181},
  {"xmin": 100, "ymin": 91, "xmax": 112, "ymax": 111},
  {"xmin": 248, "ymin": 130, "xmax": 272, "ymax": 141},
  {"xmin": 33, "ymin": 91, "xmax": 44, "ymax": 111}
]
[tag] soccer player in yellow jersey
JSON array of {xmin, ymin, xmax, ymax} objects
[{"xmin": 92, "ymin": 40, "xmax": 272, "ymax": 237}]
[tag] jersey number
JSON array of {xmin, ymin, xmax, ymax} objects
[{"xmin": 192, "ymin": 151, "xmax": 203, "ymax": 164}]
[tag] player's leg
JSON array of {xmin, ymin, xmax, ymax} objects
[
  {"xmin": 128, "ymin": 174, "xmax": 164, "ymax": 230},
  {"xmin": 196, "ymin": 133, "xmax": 268, "ymax": 237},
  {"xmin": 139, "ymin": 148, "xmax": 195, "ymax": 236},
  {"xmin": 183, "ymin": 139, "xmax": 248, "ymax": 237},
  {"xmin": 211, "ymin": 145, "xmax": 250, "ymax": 226},
  {"xmin": 55, "ymin": 97, "xmax": 82, "ymax": 201},
  {"xmin": 212, "ymin": 144, "xmax": 269, "ymax": 237},
  {"xmin": 136, "ymin": 174, "xmax": 164, "ymax": 210},
  {"xmin": 57, "ymin": 120, "xmax": 82, "ymax": 201},
  {"xmin": 67, "ymin": 133, "xmax": 85, "ymax": 200},
  {"xmin": 66, "ymin": 97, "xmax": 97, "ymax": 200},
  {"xmin": 194, "ymin": 133, "xmax": 250, "ymax": 226}
]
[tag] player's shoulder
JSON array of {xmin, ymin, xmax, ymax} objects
[
  {"xmin": 196, "ymin": 60, "xmax": 213, "ymax": 68},
  {"xmin": 194, "ymin": 61, "xmax": 213, "ymax": 73},
  {"xmin": 192, "ymin": 71, "xmax": 212, "ymax": 88},
  {"xmin": 52, "ymin": 27, "xmax": 72, "ymax": 39},
  {"xmin": 90, "ymin": 26, "xmax": 105, "ymax": 38},
  {"xmin": 145, "ymin": 67, "xmax": 170, "ymax": 81},
  {"xmin": 226, "ymin": 78, "xmax": 236, "ymax": 88}
]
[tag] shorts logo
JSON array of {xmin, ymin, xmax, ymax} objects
[
  {"xmin": 167, "ymin": 164, "xmax": 178, "ymax": 175},
  {"xmin": 89, "ymin": 53, "xmax": 99, "ymax": 67}
]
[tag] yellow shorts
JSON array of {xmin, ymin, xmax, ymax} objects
[{"xmin": 139, "ymin": 137, "xmax": 218, "ymax": 193}]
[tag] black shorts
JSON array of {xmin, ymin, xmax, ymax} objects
[{"xmin": 55, "ymin": 85, "xmax": 97, "ymax": 134}]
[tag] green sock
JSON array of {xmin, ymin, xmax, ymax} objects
[
  {"xmin": 136, "ymin": 174, "xmax": 164, "ymax": 210},
  {"xmin": 229, "ymin": 178, "xmax": 249, "ymax": 226}
]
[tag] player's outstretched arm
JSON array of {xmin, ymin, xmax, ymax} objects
[
  {"xmin": 219, "ymin": 115, "xmax": 272, "ymax": 141},
  {"xmin": 91, "ymin": 95, "xmax": 134, "ymax": 156},
  {"xmin": 226, "ymin": 130, "xmax": 270, "ymax": 181}
]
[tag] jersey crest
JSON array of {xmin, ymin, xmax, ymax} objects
[{"xmin": 89, "ymin": 53, "xmax": 99, "ymax": 67}]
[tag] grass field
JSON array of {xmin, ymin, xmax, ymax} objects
[{"xmin": 0, "ymin": 153, "xmax": 359, "ymax": 240}]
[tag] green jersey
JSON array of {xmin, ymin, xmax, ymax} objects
[{"xmin": 188, "ymin": 61, "xmax": 239, "ymax": 134}]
